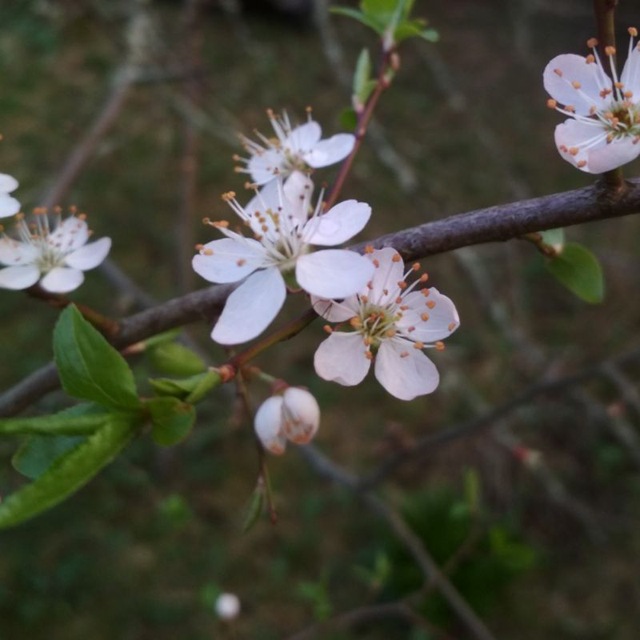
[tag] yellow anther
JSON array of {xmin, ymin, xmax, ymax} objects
[
  {"xmin": 571, "ymin": 80, "xmax": 581, "ymax": 89},
  {"xmin": 350, "ymin": 317, "xmax": 363, "ymax": 329},
  {"xmin": 323, "ymin": 324, "xmax": 333, "ymax": 334},
  {"xmin": 577, "ymin": 160, "xmax": 587, "ymax": 168},
  {"xmin": 587, "ymin": 37, "xmax": 598, "ymax": 48},
  {"xmin": 586, "ymin": 54, "xmax": 595, "ymax": 64},
  {"xmin": 426, "ymin": 300, "xmax": 436, "ymax": 309},
  {"xmin": 364, "ymin": 245, "xmax": 375, "ymax": 254},
  {"xmin": 203, "ymin": 248, "xmax": 214, "ymax": 256},
  {"xmin": 391, "ymin": 253, "xmax": 402, "ymax": 262},
  {"xmin": 419, "ymin": 273, "xmax": 429, "ymax": 283},
  {"xmin": 221, "ymin": 191, "xmax": 236, "ymax": 201},
  {"xmin": 448, "ymin": 321, "xmax": 457, "ymax": 332},
  {"xmin": 568, "ymin": 147, "xmax": 580, "ymax": 156},
  {"xmin": 236, "ymin": 258, "xmax": 246, "ymax": 266},
  {"xmin": 411, "ymin": 262, "xmax": 420, "ymax": 271},
  {"xmin": 630, "ymin": 27, "xmax": 639, "ymax": 37},
  {"xmin": 605, "ymin": 45, "xmax": 616, "ymax": 56},
  {"xmin": 413, "ymin": 341, "xmax": 424, "ymax": 350},
  {"xmin": 421, "ymin": 312, "xmax": 430, "ymax": 321},
  {"xmin": 372, "ymin": 258, "xmax": 380, "ymax": 268},
  {"xmin": 547, "ymin": 98, "xmax": 558, "ymax": 109},
  {"xmin": 435, "ymin": 341, "xmax": 445, "ymax": 351},
  {"xmin": 553, "ymin": 68, "xmax": 563, "ymax": 77}
]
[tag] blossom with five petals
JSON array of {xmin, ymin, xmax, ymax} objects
[
  {"xmin": 0, "ymin": 173, "xmax": 20, "ymax": 219},
  {"xmin": 192, "ymin": 174, "xmax": 374, "ymax": 345},
  {"xmin": 313, "ymin": 247, "xmax": 460, "ymax": 401},
  {"xmin": 235, "ymin": 110, "xmax": 355, "ymax": 185},
  {"xmin": 0, "ymin": 208, "xmax": 111, "ymax": 293},
  {"xmin": 543, "ymin": 28, "xmax": 640, "ymax": 173}
]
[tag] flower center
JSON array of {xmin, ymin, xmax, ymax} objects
[{"xmin": 351, "ymin": 302, "xmax": 400, "ymax": 350}]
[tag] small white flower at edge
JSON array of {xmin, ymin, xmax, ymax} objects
[
  {"xmin": 235, "ymin": 109, "xmax": 355, "ymax": 185},
  {"xmin": 192, "ymin": 173, "xmax": 374, "ymax": 345},
  {"xmin": 214, "ymin": 592, "xmax": 241, "ymax": 621},
  {"xmin": 254, "ymin": 386, "xmax": 321, "ymax": 455},
  {"xmin": 0, "ymin": 209, "xmax": 111, "ymax": 293},
  {"xmin": 313, "ymin": 247, "xmax": 460, "ymax": 401},
  {"xmin": 0, "ymin": 173, "xmax": 21, "ymax": 219},
  {"xmin": 543, "ymin": 28, "xmax": 640, "ymax": 173}
]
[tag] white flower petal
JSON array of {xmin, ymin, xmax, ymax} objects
[
  {"xmin": 397, "ymin": 288, "xmax": 460, "ymax": 342},
  {"xmin": 193, "ymin": 237, "xmax": 266, "ymax": 284},
  {"xmin": 296, "ymin": 250, "xmax": 374, "ymax": 298},
  {"xmin": 64, "ymin": 237, "xmax": 111, "ymax": 271},
  {"xmin": 40, "ymin": 266, "xmax": 85, "ymax": 293},
  {"xmin": 281, "ymin": 387, "xmax": 320, "ymax": 445},
  {"xmin": 283, "ymin": 171, "xmax": 314, "ymax": 223},
  {"xmin": 247, "ymin": 148, "xmax": 286, "ymax": 185},
  {"xmin": 48, "ymin": 216, "xmax": 90, "ymax": 252},
  {"xmin": 314, "ymin": 332, "xmax": 371, "ymax": 386},
  {"xmin": 0, "ymin": 173, "xmax": 19, "ymax": 193},
  {"xmin": 0, "ymin": 237, "xmax": 39, "ymax": 265},
  {"xmin": 287, "ymin": 121, "xmax": 322, "ymax": 154},
  {"xmin": 304, "ymin": 133, "xmax": 355, "ymax": 168},
  {"xmin": 311, "ymin": 294, "xmax": 359, "ymax": 322},
  {"xmin": 543, "ymin": 54, "xmax": 610, "ymax": 115},
  {"xmin": 374, "ymin": 340, "xmax": 440, "ymax": 401},
  {"xmin": 211, "ymin": 267, "xmax": 286, "ymax": 345},
  {"xmin": 254, "ymin": 395, "xmax": 287, "ymax": 455},
  {"xmin": 621, "ymin": 44, "xmax": 640, "ymax": 96},
  {"xmin": 0, "ymin": 195, "xmax": 20, "ymax": 218},
  {"xmin": 586, "ymin": 136, "xmax": 640, "ymax": 174},
  {"xmin": 553, "ymin": 119, "xmax": 607, "ymax": 171},
  {"xmin": 304, "ymin": 200, "xmax": 371, "ymax": 246},
  {"xmin": 367, "ymin": 247, "xmax": 404, "ymax": 304},
  {"xmin": 0, "ymin": 264, "xmax": 40, "ymax": 290}
]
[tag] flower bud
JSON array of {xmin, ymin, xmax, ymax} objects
[
  {"xmin": 254, "ymin": 395, "xmax": 287, "ymax": 455},
  {"xmin": 281, "ymin": 387, "xmax": 320, "ymax": 445},
  {"xmin": 215, "ymin": 592, "xmax": 240, "ymax": 620}
]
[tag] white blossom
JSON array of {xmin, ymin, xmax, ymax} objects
[
  {"xmin": 254, "ymin": 386, "xmax": 320, "ymax": 455},
  {"xmin": 0, "ymin": 173, "xmax": 20, "ymax": 219},
  {"xmin": 192, "ymin": 174, "xmax": 374, "ymax": 345},
  {"xmin": 214, "ymin": 592, "xmax": 241, "ymax": 620},
  {"xmin": 313, "ymin": 247, "xmax": 459, "ymax": 401},
  {"xmin": 0, "ymin": 209, "xmax": 111, "ymax": 293},
  {"xmin": 543, "ymin": 28, "xmax": 640, "ymax": 173},
  {"xmin": 235, "ymin": 110, "xmax": 355, "ymax": 185}
]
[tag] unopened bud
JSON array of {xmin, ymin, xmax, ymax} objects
[
  {"xmin": 254, "ymin": 396, "xmax": 287, "ymax": 455},
  {"xmin": 215, "ymin": 593, "xmax": 240, "ymax": 620},
  {"xmin": 281, "ymin": 387, "xmax": 320, "ymax": 445}
]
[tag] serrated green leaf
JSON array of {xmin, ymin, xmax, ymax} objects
[
  {"xmin": 241, "ymin": 485, "xmax": 265, "ymax": 533},
  {"xmin": 546, "ymin": 242, "xmax": 604, "ymax": 304},
  {"xmin": 149, "ymin": 341, "xmax": 206, "ymax": 377},
  {"xmin": 0, "ymin": 404, "xmax": 110, "ymax": 437},
  {"xmin": 147, "ymin": 397, "xmax": 196, "ymax": 446},
  {"xmin": 53, "ymin": 305, "xmax": 140, "ymax": 411},
  {"xmin": 0, "ymin": 416, "xmax": 136, "ymax": 529}
]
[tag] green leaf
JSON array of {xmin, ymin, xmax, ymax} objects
[
  {"xmin": 148, "ymin": 341, "xmax": 207, "ymax": 377},
  {"xmin": 0, "ymin": 416, "xmax": 135, "ymax": 529},
  {"xmin": 330, "ymin": 7, "xmax": 382, "ymax": 33},
  {"xmin": 539, "ymin": 228, "xmax": 565, "ymax": 252},
  {"xmin": 546, "ymin": 242, "xmax": 604, "ymax": 304},
  {"xmin": 149, "ymin": 369, "xmax": 221, "ymax": 403},
  {"xmin": 339, "ymin": 107, "xmax": 358, "ymax": 131},
  {"xmin": 0, "ymin": 404, "xmax": 111, "ymax": 437},
  {"xmin": 147, "ymin": 397, "xmax": 196, "ymax": 446},
  {"xmin": 241, "ymin": 484, "xmax": 264, "ymax": 533},
  {"xmin": 353, "ymin": 48, "xmax": 372, "ymax": 107},
  {"xmin": 12, "ymin": 435, "xmax": 85, "ymax": 480},
  {"xmin": 53, "ymin": 305, "xmax": 140, "ymax": 411}
]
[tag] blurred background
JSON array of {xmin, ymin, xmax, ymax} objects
[{"xmin": 1, "ymin": 0, "xmax": 640, "ymax": 638}]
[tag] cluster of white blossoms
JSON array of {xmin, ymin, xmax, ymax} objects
[
  {"xmin": 0, "ymin": 208, "xmax": 111, "ymax": 293},
  {"xmin": 313, "ymin": 247, "xmax": 460, "ymax": 401},
  {"xmin": 544, "ymin": 28, "xmax": 640, "ymax": 173},
  {"xmin": 254, "ymin": 386, "xmax": 320, "ymax": 454},
  {"xmin": 0, "ymin": 173, "xmax": 20, "ymax": 219}
]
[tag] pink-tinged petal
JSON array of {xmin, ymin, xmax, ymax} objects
[
  {"xmin": 0, "ymin": 173, "xmax": 19, "ymax": 193},
  {"xmin": 554, "ymin": 119, "xmax": 607, "ymax": 170},
  {"xmin": 543, "ymin": 54, "xmax": 610, "ymax": 115},
  {"xmin": 211, "ymin": 267, "xmax": 286, "ymax": 345},
  {"xmin": 287, "ymin": 121, "xmax": 322, "ymax": 154},
  {"xmin": 374, "ymin": 340, "xmax": 440, "ymax": 401},
  {"xmin": 586, "ymin": 137, "xmax": 640, "ymax": 173},
  {"xmin": 621, "ymin": 44, "xmax": 640, "ymax": 96},
  {"xmin": 304, "ymin": 200, "xmax": 371, "ymax": 246},
  {"xmin": 48, "ymin": 216, "xmax": 90, "ymax": 252},
  {"xmin": 0, "ymin": 238, "xmax": 38, "ymax": 265},
  {"xmin": 254, "ymin": 396, "xmax": 287, "ymax": 455},
  {"xmin": 314, "ymin": 332, "xmax": 371, "ymax": 386},
  {"xmin": 367, "ymin": 247, "xmax": 404, "ymax": 304},
  {"xmin": 296, "ymin": 250, "xmax": 374, "ymax": 298},
  {"xmin": 64, "ymin": 237, "xmax": 111, "ymax": 271},
  {"xmin": 311, "ymin": 294, "xmax": 359, "ymax": 322},
  {"xmin": 0, "ymin": 264, "xmax": 40, "ymax": 289},
  {"xmin": 304, "ymin": 133, "xmax": 355, "ymax": 168},
  {"xmin": 40, "ymin": 267, "xmax": 85, "ymax": 293},
  {"xmin": 0, "ymin": 195, "xmax": 20, "ymax": 218},
  {"xmin": 247, "ymin": 148, "xmax": 285, "ymax": 185},
  {"xmin": 397, "ymin": 288, "xmax": 460, "ymax": 342},
  {"xmin": 192, "ymin": 237, "xmax": 267, "ymax": 284}
]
